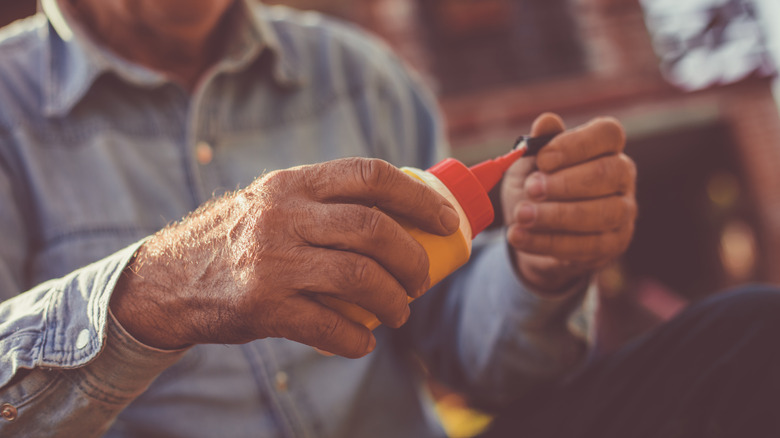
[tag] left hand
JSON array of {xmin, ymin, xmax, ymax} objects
[{"xmin": 501, "ymin": 113, "xmax": 637, "ymax": 295}]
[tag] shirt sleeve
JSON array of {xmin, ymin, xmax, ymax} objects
[
  {"xmin": 0, "ymin": 162, "xmax": 185, "ymax": 435},
  {"xmin": 0, "ymin": 309, "xmax": 186, "ymax": 436}
]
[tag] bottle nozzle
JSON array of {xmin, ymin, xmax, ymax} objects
[
  {"xmin": 468, "ymin": 148, "xmax": 526, "ymax": 193},
  {"xmin": 468, "ymin": 133, "xmax": 558, "ymax": 193},
  {"xmin": 426, "ymin": 133, "xmax": 557, "ymax": 237}
]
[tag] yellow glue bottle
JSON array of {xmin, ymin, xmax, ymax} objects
[{"xmin": 318, "ymin": 137, "xmax": 546, "ymax": 330}]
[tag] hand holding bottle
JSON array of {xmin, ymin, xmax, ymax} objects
[{"xmin": 110, "ymin": 158, "xmax": 460, "ymax": 358}]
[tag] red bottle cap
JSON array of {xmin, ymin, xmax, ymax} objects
[
  {"xmin": 427, "ymin": 148, "xmax": 527, "ymax": 237},
  {"xmin": 427, "ymin": 158, "xmax": 495, "ymax": 236}
]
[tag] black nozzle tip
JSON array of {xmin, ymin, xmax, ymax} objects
[{"xmin": 514, "ymin": 132, "xmax": 558, "ymax": 156}]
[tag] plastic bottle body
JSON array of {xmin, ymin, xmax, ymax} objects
[{"xmin": 316, "ymin": 167, "xmax": 473, "ymax": 330}]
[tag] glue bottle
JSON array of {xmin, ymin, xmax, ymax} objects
[{"xmin": 318, "ymin": 135, "xmax": 552, "ymax": 330}]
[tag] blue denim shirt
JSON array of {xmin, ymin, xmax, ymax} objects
[{"xmin": 0, "ymin": 1, "xmax": 592, "ymax": 436}]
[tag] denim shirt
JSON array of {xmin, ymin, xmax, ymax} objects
[{"xmin": 0, "ymin": 1, "xmax": 592, "ymax": 437}]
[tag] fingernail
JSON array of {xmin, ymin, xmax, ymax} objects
[
  {"xmin": 439, "ymin": 204, "xmax": 460, "ymax": 233},
  {"xmin": 526, "ymin": 173, "xmax": 547, "ymax": 200},
  {"xmin": 515, "ymin": 203, "xmax": 537, "ymax": 227}
]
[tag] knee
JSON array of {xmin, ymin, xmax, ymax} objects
[{"xmin": 697, "ymin": 285, "xmax": 780, "ymax": 329}]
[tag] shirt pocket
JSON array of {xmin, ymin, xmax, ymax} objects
[{"xmin": 21, "ymin": 130, "xmax": 192, "ymax": 287}]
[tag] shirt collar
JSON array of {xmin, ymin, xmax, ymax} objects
[{"xmin": 41, "ymin": 0, "xmax": 303, "ymax": 117}]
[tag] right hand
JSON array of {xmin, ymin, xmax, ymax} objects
[{"xmin": 110, "ymin": 158, "xmax": 460, "ymax": 358}]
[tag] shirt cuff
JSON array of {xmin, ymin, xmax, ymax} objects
[
  {"xmin": 0, "ymin": 239, "xmax": 149, "ymax": 389},
  {"xmin": 66, "ymin": 310, "xmax": 188, "ymax": 405}
]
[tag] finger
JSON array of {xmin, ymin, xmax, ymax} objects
[
  {"xmin": 524, "ymin": 154, "xmax": 637, "ymax": 201},
  {"xmin": 293, "ymin": 247, "xmax": 411, "ymax": 328},
  {"xmin": 512, "ymin": 196, "xmax": 636, "ymax": 233},
  {"xmin": 303, "ymin": 158, "xmax": 460, "ymax": 236},
  {"xmin": 507, "ymin": 225, "xmax": 633, "ymax": 262},
  {"xmin": 530, "ymin": 112, "xmax": 566, "ymax": 137},
  {"xmin": 536, "ymin": 117, "xmax": 625, "ymax": 173},
  {"xmin": 280, "ymin": 296, "xmax": 376, "ymax": 358},
  {"xmin": 295, "ymin": 203, "xmax": 431, "ymax": 297}
]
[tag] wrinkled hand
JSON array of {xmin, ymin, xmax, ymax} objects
[
  {"xmin": 501, "ymin": 113, "xmax": 637, "ymax": 295},
  {"xmin": 111, "ymin": 158, "xmax": 460, "ymax": 358}
]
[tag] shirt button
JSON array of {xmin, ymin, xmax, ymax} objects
[
  {"xmin": 195, "ymin": 141, "xmax": 214, "ymax": 165},
  {"xmin": 76, "ymin": 329, "xmax": 90, "ymax": 350},
  {"xmin": 274, "ymin": 371, "xmax": 288, "ymax": 392},
  {"xmin": 1, "ymin": 403, "xmax": 17, "ymax": 421}
]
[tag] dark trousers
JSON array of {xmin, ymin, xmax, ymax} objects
[{"xmin": 481, "ymin": 286, "xmax": 780, "ymax": 438}]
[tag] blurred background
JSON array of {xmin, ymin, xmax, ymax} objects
[
  {"xmin": 253, "ymin": 0, "xmax": 780, "ymax": 352},
  {"xmin": 2, "ymin": 0, "xmax": 780, "ymax": 436}
]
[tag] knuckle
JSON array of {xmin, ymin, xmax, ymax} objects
[
  {"xmin": 596, "ymin": 117, "xmax": 626, "ymax": 151},
  {"xmin": 620, "ymin": 224, "xmax": 635, "ymax": 252},
  {"xmin": 318, "ymin": 315, "xmax": 343, "ymax": 341},
  {"xmin": 618, "ymin": 154, "xmax": 637, "ymax": 193},
  {"xmin": 562, "ymin": 203, "xmax": 586, "ymax": 230},
  {"xmin": 410, "ymin": 245, "xmax": 430, "ymax": 291},
  {"xmin": 409, "ymin": 180, "xmax": 432, "ymax": 209},
  {"xmin": 539, "ymin": 233, "xmax": 556, "ymax": 254},
  {"xmin": 357, "ymin": 158, "xmax": 394, "ymax": 192},
  {"xmin": 350, "ymin": 331, "xmax": 374, "ymax": 358},
  {"xmin": 597, "ymin": 157, "xmax": 625, "ymax": 191},
  {"xmin": 387, "ymin": 294, "xmax": 410, "ymax": 328},
  {"xmin": 566, "ymin": 234, "xmax": 596, "ymax": 260},
  {"xmin": 560, "ymin": 173, "xmax": 576, "ymax": 198},
  {"xmin": 604, "ymin": 232, "xmax": 623, "ymax": 258},
  {"xmin": 290, "ymin": 206, "xmax": 315, "ymax": 241},
  {"xmin": 604, "ymin": 199, "xmax": 628, "ymax": 229},
  {"xmin": 588, "ymin": 236, "xmax": 605, "ymax": 259},
  {"xmin": 616, "ymin": 198, "xmax": 632, "ymax": 227},
  {"xmin": 258, "ymin": 169, "xmax": 295, "ymax": 197},
  {"xmin": 360, "ymin": 208, "xmax": 386, "ymax": 241},
  {"xmin": 594, "ymin": 158, "xmax": 611, "ymax": 181},
  {"xmin": 350, "ymin": 256, "xmax": 373, "ymax": 286},
  {"xmin": 621, "ymin": 196, "xmax": 637, "ymax": 225},
  {"xmin": 259, "ymin": 168, "xmax": 284, "ymax": 186},
  {"xmin": 418, "ymin": 246, "xmax": 431, "ymax": 275}
]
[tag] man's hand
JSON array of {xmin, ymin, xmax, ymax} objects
[
  {"xmin": 501, "ymin": 113, "xmax": 637, "ymax": 295},
  {"xmin": 110, "ymin": 158, "xmax": 460, "ymax": 358}
]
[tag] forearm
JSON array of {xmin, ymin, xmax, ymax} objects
[
  {"xmin": 0, "ymin": 313, "xmax": 185, "ymax": 436},
  {"xmin": 109, "ymin": 204, "xmax": 234, "ymax": 350}
]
